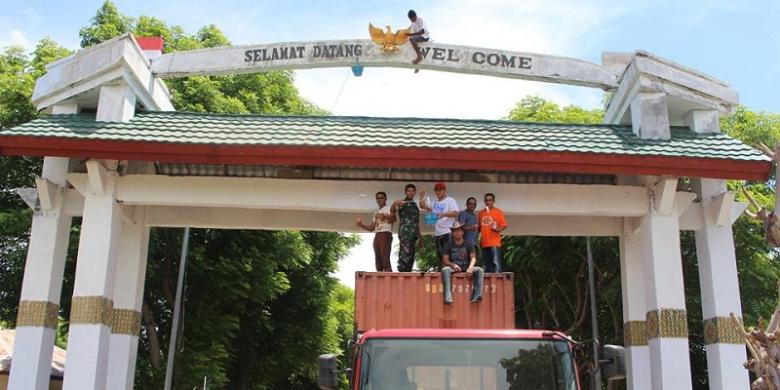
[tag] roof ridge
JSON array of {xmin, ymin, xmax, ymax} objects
[{"xmin": 125, "ymin": 110, "xmax": 628, "ymax": 128}]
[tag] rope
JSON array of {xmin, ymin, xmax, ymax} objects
[{"xmin": 329, "ymin": 68, "xmax": 352, "ymax": 113}]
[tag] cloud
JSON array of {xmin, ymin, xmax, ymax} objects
[
  {"xmin": 21, "ymin": 7, "xmax": 40, "ymax": 24},
  {"xmin": 0, "ymin": 30, "xmax": 32, "ymax": 51},
  {"xmin": 294, "ymin": 0, "xmax": 632, "ymax": 119},
  {"xmin": 424, "ymin": 0, "xmax": 632, "ymax": 56}
]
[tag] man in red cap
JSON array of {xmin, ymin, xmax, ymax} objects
[{"xmin": 431, "ymin": 182, "xmax": 459, "ymax": 262}]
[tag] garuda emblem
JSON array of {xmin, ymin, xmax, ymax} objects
[{"xmin": 368, "ymin": 23, "xmax": 411, "ymax": 52}]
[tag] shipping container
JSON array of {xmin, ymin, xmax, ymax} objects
[{"xmin": 354, "ymin": 271, "xmax": 515, "ymax": 332}]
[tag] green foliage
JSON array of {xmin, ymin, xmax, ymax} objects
[
  {"xmin": 78, "ymin": 0, "xmax": 134, "ymax": 48},
  {"xmin": 507, "ymin": 96, "xmax": 604, "ymax": 124},
  {"xmin": 197, "ymin": 25, "xmax": 231, "ymax": 48},
  {"xmin": 327, "ymin": 282, "xmax": 356, "ymax": 388},
  {"xmin": 0, "ymin": 41, "xmax": 70, "ymax": 328},
  {"xmin": 0, "ymin": 47, "xmax": 36, "ymax": 131},
  {"xmin": 722, "ymin": 106, "xmax": 780, "ymax": 149},
  {"xmin": 31, "ymin": 38, "xmax": 71, "ymax": 78},
  {"xmin": 134, "ymin": 229, "xmax": 357, "ymax": 389}
]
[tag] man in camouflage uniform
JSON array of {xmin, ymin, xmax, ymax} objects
[{"xmin": 391, "ymin": 183, "xmax": 430, "ymax": 272}]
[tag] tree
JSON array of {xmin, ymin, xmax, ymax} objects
[
  {"xmin": 507, "ymin": 95, "xmax": 604, "ymax": 124},
  {"xmin": 0, "ymin": 40, "xmax": 71, "ymax": 329},
  {"xmin": 134, "ymin": 229, "xmax": 357, "ymax": 389},
  {"xmin": 78, "ymin": 0, "xmax": 134, "ymax": 48}
]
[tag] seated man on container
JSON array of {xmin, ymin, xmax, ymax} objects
[{"xmin": 441, "ymin": 221, "xmax": 484, "ymax": 304}]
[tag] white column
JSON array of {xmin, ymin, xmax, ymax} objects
[
  {"xmin": 693, "ymin": 178, "xmax": 749, "ymax": 389},
  {"xmin": 107, "ymin": 206, "xmax": 150, "ymax": 390},
  {"xmin": 63, "ymin": 161, "xmax": 122, "ymax": 390},
  {"xmin": 8, "ymin": 157, "xmax": 72, "ymax": 390},
  {"xmin": 619, "ymin": 221, "xmax": 652, "ymax": 390},
  {"xmin": 639, "ymin": 207, "xmax": 692, "ymax": 390}
]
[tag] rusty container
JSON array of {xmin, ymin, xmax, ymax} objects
[{"xmin": 354, "ymin": 272, "xmax": 515, "ymax": 332}]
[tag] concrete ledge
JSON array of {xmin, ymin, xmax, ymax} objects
[
  {"xmin": 33, "ymin": 34, "xmax": 173, "ymax": 112},
  {"xmin": 604, "ymin": 50, "xmax": 739, "ymax": 126}
]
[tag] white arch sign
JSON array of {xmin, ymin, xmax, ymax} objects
[{"xmin": 151, "ymin": 39, "xmax": 618, "ymax": 89}]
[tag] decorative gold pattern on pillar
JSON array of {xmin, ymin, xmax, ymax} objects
[
  {"xmin": 16, "ymin": 300, "xmax": 59, "ymax": 329},
  {"xmin": 624, "ymin": 320, "xmax": 648, "ymax": 346},
  {"xmin": 70, "ymin": 296, "xmax": 114, "ymax": 326},
  {"xmin": 111, "ymin": 309, "xmax": 142, "ymax": 336},
  {"xmin": 646, "ymin": 308, "xmax": 688, "ymax": 339},
  {"xmin": 703, "ymin": 316, "xmax": 744, "ymax": 345}
]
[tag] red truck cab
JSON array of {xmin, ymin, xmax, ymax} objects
[
  {"xmin": 348, "ymin": 328, "xmax": 580, "ymax": 390},
  {"xmin": 318, "ymin": 273, "xmax": 624, "ymax": 389}
]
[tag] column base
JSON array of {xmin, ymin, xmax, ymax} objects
[
  {"xmin": 107, "ymin": 333, "xmax": 140, "ymax": 390},
  {"xmin": 705, "ymin": 343, "xmax": 749, "ymax": 390},
  {"xmin": 8, "ymin": 327, "xmax": 57, "ymax": 390},
  {"xmin": 648, "ymin": 338, "xmax": 692, "ymax": 390},
  {"xmin": 62, "ymin": 324, "xmax": 112, "ymax": 390},
  {"xmin": 626, "ymin": 345, "xmax": 652, "ymax": 390}
]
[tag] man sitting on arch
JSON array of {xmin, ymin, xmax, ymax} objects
[{"xmin": 407, "ymin": 9, "xmax": 430, "ymax": 66}]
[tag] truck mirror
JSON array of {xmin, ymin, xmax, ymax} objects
[
  {"xmin": 599, "ymin": 345, "xmax": 626, "ymax": 381},
  {"xmin": 318, "ymin": 354, "xmax": 339, "ymax": 390}
]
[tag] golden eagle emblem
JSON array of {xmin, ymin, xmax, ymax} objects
[{"xmin": 369, "ymin": 23, "xmax": 411, "ymax": 52}]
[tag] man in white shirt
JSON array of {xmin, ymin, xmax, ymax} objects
[
  {"xmin": 431, "ymin": 182, "xmax": 459, "ymax": 262},
  {"xmin": 357, "ymin": 191, "xmax": 396, "ymax": 271},
  {"xmin": 407, "ymin": 9, "xmax": 430, "ymax": 65}
]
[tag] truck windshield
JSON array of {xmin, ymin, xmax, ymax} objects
[{"xmin": 359, "ymin": 338, "xmax": 576, "ymax": 390}]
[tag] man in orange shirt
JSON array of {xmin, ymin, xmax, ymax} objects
[{"xmin": 478, "ymin": 193, "xmax": 508, "ymax": 273}]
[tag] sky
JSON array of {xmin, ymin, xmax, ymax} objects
[{"xmin": 2, "ymin": 0, "xmax": 779, "ymax": 286}]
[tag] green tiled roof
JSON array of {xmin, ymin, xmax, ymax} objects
[{"xmin": 0, "ymin": 111, "xmax": 768, "ymax": 162}]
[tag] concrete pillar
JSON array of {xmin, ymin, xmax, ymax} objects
[
  {"xmin": 8, "ymin": 158, "xmax": 72, "ymax": 390},
  {"xmin": 693, "ymin": 178, "xmax": 749, "ymax": 389},
  {"xmin": 9, "ymin": 103, "xmax": 78, "ymax": 390},
  {"xmin": 619, "ymin": 221, "xmax": 652, "ymax": 390},
  {"xmin": 62, "ymin": 161, "xmax": 122, "ymax": 390},
  {"xmin": 639, "ymin": 208, "xmax": 692, "ymax": 390},
  {"xmin": 96, "ymin": 82, "xmax": 136, "ymax": 123},
  {"xmin": 684, "ymin": 110, "xmax": 720, "ymax": 134},
  {"xmin": 106, "ymin": 206, "xmax": 150, "ymax": 390},
  {"xmin": 630, "ymin": 93, "xmax": 670, "ymax": 140}
]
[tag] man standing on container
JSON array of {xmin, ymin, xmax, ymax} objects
[
  {"xmin": 479, "ymin": 193, "xmax": 508, "ymax": 273},
  {"xmin": 356, "ymin": 191, "xmax": 395, "ymax": 272},
  {"xmin": 458, "ymin": 197, "xmax": 479, "ymax": 248},
  {"xmin": 432, "ymin": 182, "xmax": 459, "ymax": 262},
  {"xmin": 391, "ymin": 184, "xmax": 430, "ymax": 272},
  {"xmin": 441, "ymin": 222, "xmax": 483, "ymax": 304}
]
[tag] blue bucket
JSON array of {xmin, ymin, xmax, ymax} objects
[
  {"xmin": 424, "ymin": 212, "xmax": 437, "ymax": 226},
  {"xmin": 351, "ymin": 65, "xmax": 364, "ymax": 77}
]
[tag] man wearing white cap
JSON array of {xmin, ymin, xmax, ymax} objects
[{"xmin": 441, "ymin": 221, "xmax": 484, "ymax": 304}]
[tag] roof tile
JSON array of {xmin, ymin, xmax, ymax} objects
[{"xmin": 0, "ymin": 111, "xmax": 768, "ymax": 162}]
